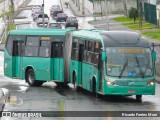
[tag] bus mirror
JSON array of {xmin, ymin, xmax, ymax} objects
[
  {"xmin": 153, "ymin": 51, "xmax": 157, "ymax": 61},
  {"xmin": 102, "ymin": 52, "xmax": 106, "ymax": 61}
]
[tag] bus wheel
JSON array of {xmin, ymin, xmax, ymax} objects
[
  {"xmin": 136, "ymin": 95, "xmax": 142, "ymax": 102},
  {"xmin": 55, "ymin": 82, "xmax": 68, "ymax": 88},
  {"xmin": 26, "ymin": 69, "xmax": 43, "ymax": 86}
]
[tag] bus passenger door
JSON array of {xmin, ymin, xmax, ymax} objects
[
  {"xmin": 52, "ymin": 42, "xmax": 64, "ymax": 81},
  {"xmin": 12, "ymin": 41, "xmax": 24, "ymax": 78},
  {"xmin": 78, "ymin": 44, "xmax": 84, "ymax": 85}
]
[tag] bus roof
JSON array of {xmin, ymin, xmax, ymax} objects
[
  {"xmin": 72, "ymin": 29, "xmax": 150, "ymax": 48},
  {"xmin": 101, "ymin": 31, "xmax": 150, "ymax": 48},
  {"xmin": 8, "ymin": 28, "xmax": 70, "ymax": 36},
  {"xmin": 72, "ymin": 29, "xmax": 103, "ymax": 40}
]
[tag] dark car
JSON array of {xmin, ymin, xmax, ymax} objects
[
  {"xmin": 56, "ymin": 13, "xmax": 68, "ymax": 22},
  {"xmin": 65, "ymin": 17, "xmax": 78, "ymax": 29},
  {"xmin": 47, "ymin": 23, "xmax": 62, "ymax": 29},
  {"xmin": 50, "ymin": 7, "xmax": 63, "ymax": 17}
]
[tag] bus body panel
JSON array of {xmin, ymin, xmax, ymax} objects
[
  {"xmin": 103, "ymin": 83, "xmax": 155, "ymax": 95},
  {"xmin": 53, "ymin": 58, "xmax": 64, "ymax": 82},
  {"xmin": 70, "ymin": 60, "xmax": 83, "ymax": 86},
  {"xmin": 82, "ymin": 63, "xmax": 92, "ymax": 91},
  {"xmin": 22, "ymin": 57, "xmax": 51, "ymax": 81},
  {"xmin": 13, "ymin": 56, "xmax": 22, "ymax": 78},
  {"xmin": 4, "ymin": 49, "xmax": 14, "ymax": 78},
  {"xmin": 103, "ymin": 76, "xmax": 156, "ymax": 95}
]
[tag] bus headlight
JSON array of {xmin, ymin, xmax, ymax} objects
[
  {"xmin": 147, "ymin": 80, "xmax": 154, "ymax": 86},
  {"xmin": 105, "ymin": 78, "xmax": 114, "ymax": 86}
]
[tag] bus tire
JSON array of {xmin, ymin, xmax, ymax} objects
[
  {"xmin": 55, "ymin": 82, "xmax": 68, "ymax": 88},
  {"xmin": 26, "ymin": 69, "xmax": 43, "ymax": 86},
  {"xmin": 136, "ymin": 95, "xmax": 142, "ymax": 102}
]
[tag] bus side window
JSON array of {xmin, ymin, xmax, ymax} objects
[
  {"xmin": 92, "ymin": 53, "xmax": 99, "ymax": 66},
  {"xmin": 85, "ymin": 40, "xmax": 89, "ymax": 50},
  {"xmin": 6, "ymin": 36, "xmax": 13, "ymax": 55},
  {"xmin": 71, "ymin": 38, "xmax": 79, "ymax": 60},
  {"xmin": 86, "ymin": 52, "xmax": 92, "ymax": 63},
  {"xmin": 83, "ymin": 51, "xmax": 87, "ymax": 62},
  {"xmin": 95, "ymin": 42, "xmax": 101, "ymax": 53},
  {"xmin": 39, "ymin": 40, "xmax": 50, "ymax": 57},
  {"xmin": 88, "ymin": 41, "xmax": 95, "ymax": 52},
  {"xmin": 25, "ymin": 36, "xmax": 39, "ymax": 57}
]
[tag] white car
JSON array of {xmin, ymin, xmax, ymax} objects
[
  {"xmin": 36, "ymin": 14, "xmax": 49, "ymax": 26},
  {"xmin": 31, "ymin": 5, "xmax": 42, "ymax": 16}
]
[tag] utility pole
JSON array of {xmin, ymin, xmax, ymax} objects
[
  {"xmin": 104, "ymin": 0, "xmax": 109, "ymax": 30},
  {"xmin": 82, "ymin": 0, "xmax": 85, "ymax": 15},
  {"xmin": 42, "ymin": 0, "xmax": 45, "ymax": 28},
  {"xmin": 138, "ymin": 0, "xmax": 142, "ymax": 29}
]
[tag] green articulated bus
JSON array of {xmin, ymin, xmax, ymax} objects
[
  {"xmin": 64, "ymin": 29, "xmax": 156, "ymax": 101},
  {"xmin": 4, "ymin": 28, "xmax": 71, "ymax": 86}
]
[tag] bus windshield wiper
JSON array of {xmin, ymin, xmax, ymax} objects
[
  {"xmin": 135, "ymin": 55, "xmax": 144, "ymax": 78},
  {"xmin": 119, "ymin": 58, "xmax": 128, "ymax": 78}
]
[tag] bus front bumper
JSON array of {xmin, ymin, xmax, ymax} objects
[{"xmin": 103, "ymin": 85, "xmax": 155, "ymax": 95}]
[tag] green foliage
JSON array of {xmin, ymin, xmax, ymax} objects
[
  {"xmin": 129, "ymin": 7, "xmax": 138, "ymax": 23},
  {"xmin": 2, "ymin": 23, "xmax": 16, "ymax": 44}
]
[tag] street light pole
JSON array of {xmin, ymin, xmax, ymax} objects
[
  {"xmin": 104, "ymin": 0, "xmax": 109, "ymax": 30},
  {"xmin": 82, "ymin": 0, "xmax": 85, "ymax": 15},
  {"xmin": 42, "ymin": 0, "xmax": 45, "ymax": 28}
]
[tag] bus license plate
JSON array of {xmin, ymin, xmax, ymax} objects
[{"xmin": 128, "ymin": 90, "xmax": 135, "ymax": 93}]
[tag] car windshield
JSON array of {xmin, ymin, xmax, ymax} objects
[
  {"xmin": 106, "ymin": 47, "xmax": 153, "ymax": 78},
  {"xmin": 58, "ymin": 14, "xmax": 67, "ymax": 17}
]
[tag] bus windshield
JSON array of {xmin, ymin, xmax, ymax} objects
[{"xmin": 106, "ymin": 47, "xmax": 153, "ymax": 78}]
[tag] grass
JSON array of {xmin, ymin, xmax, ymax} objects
[
  {"xmin": 142, "ymin": 30, "xmax": 160, "ymax": 41},
  {"xmin": 113, "ymin": 17, "xmax": 134, "ymax": 23},
  {"xmin": 2, "ymin": 23, "xmax": 16, "ymax": 44},
  {"xmin": 88, "ymin": 20, "xmax": 96, "ymax": 24},
  {"xmin": 113, "ymin": 17, "xmax": 155, "ymax": 30},
  {"xmin": 113, "ymin": 17, "xmax": 160, "ymax": 41}
]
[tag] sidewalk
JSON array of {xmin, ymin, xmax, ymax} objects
[{"xmin": 68, "ymin": 0, "xmax": 92, "ymax": 17}]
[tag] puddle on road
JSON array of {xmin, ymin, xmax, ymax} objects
[{"xmin": 17, "ymin": 86, "xmax": 29, "ymax": 93}]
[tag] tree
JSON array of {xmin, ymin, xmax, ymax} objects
[{"xmin": 129, "ymin": 7, "xmax": 138, "ymax": 23}]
